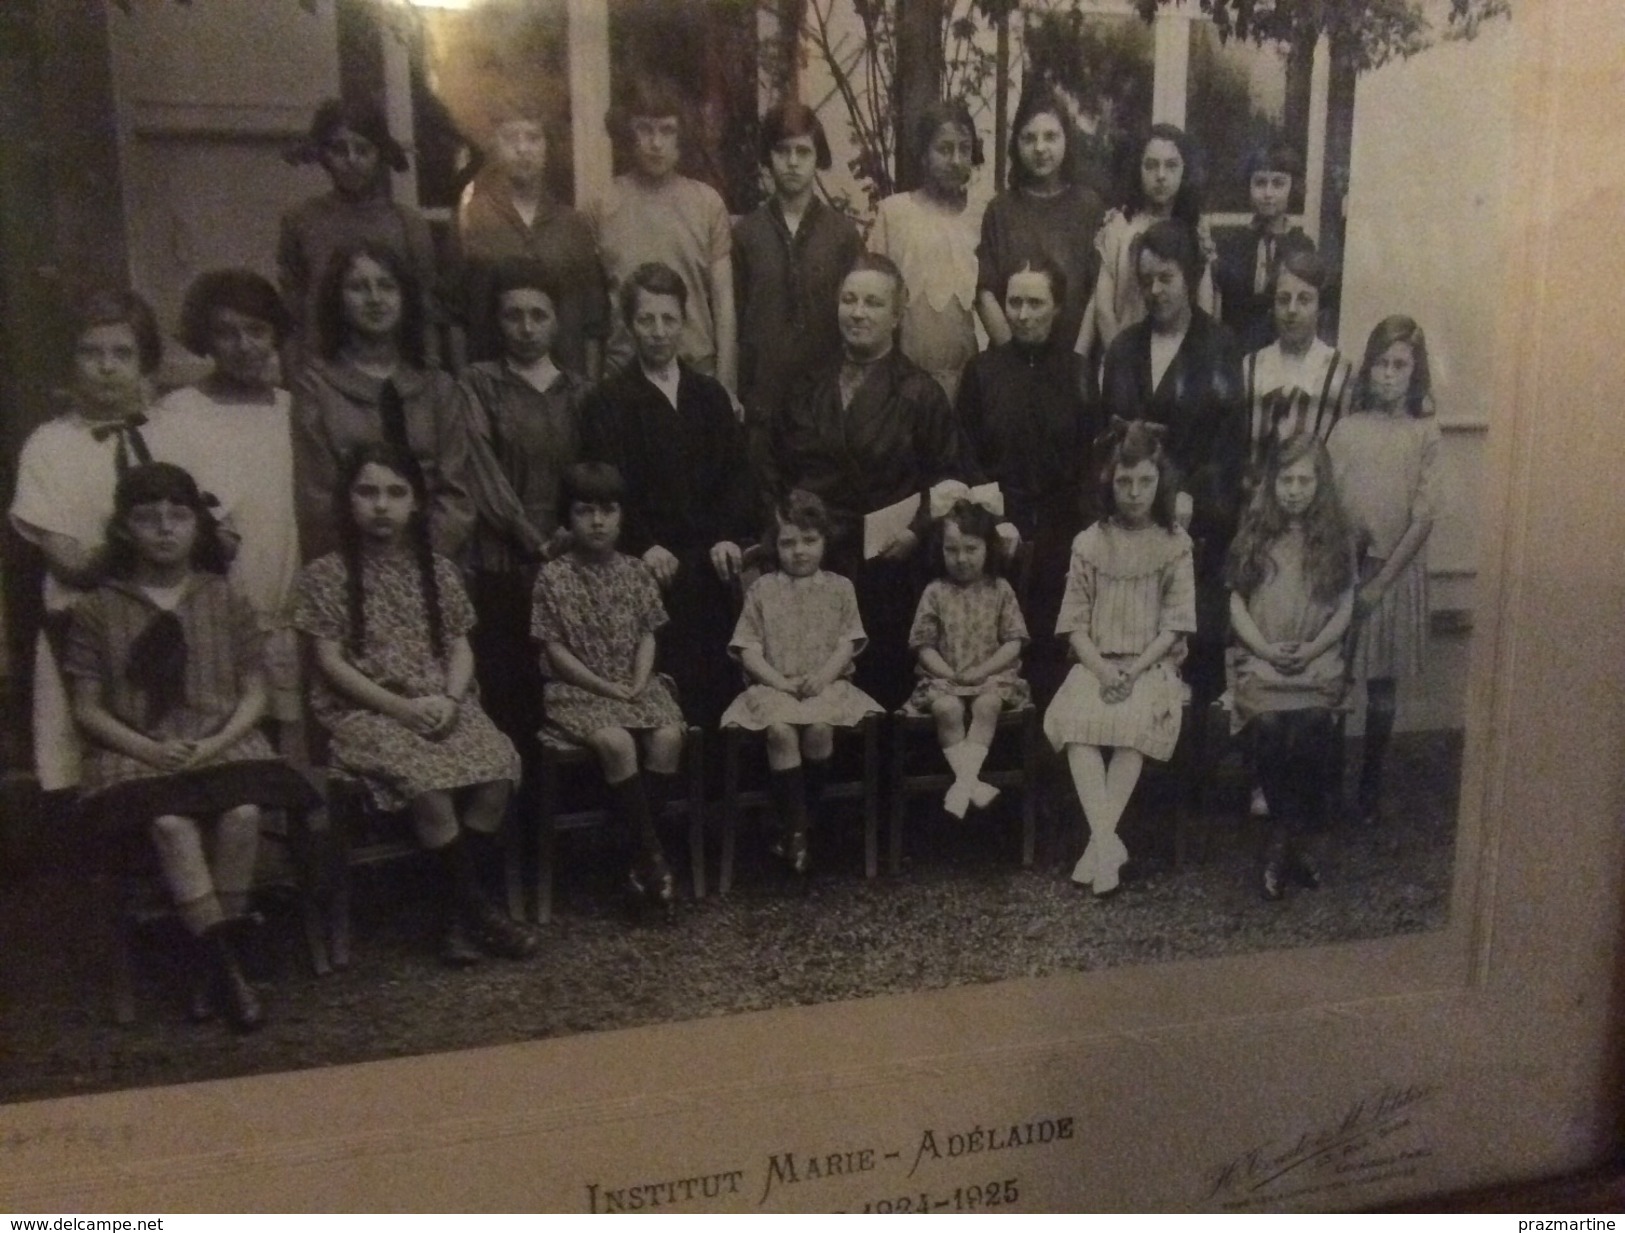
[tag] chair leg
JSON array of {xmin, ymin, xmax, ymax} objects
[
  {"xmin": 536, "ymin": 757, "xmax": 557, "ymax": 925},
  {"xmin": 325, "ymin": 789, "xmax": 355, "ymax": 971},
  {"xmin": 863, "ymin": 715, "xmax": 880, "ymax": 879},
  {"xmin": 686, "ymin": 728, "xmax": 706, "ymax": 902},
  {"xmin": 504, "ymin": 797, "xmax": 526, "ymax": 922},
  {"xmin": 286, "ymin": 806, "xmax": 332, "ymax": 976},
  {"xmin": 720, "ymin": 730, "xmax": 739, "ymax": 897},
  {"xmin": 888, "ymin": 719, "xmax": 907, "ymax": 877},
  {"xmin": 99, "ymin": 862, "xmax": 137, "ymax": 1026},
  {"xmin": 1020, "ymin": 714, "xmax": 1039, "ymax": 869}
]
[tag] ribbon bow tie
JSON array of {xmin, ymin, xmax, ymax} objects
[
  {"xmin": 89, "ymin": 414, "xmax": 153, "ymax": 475},
  {"xmin": 89, "ymin": 413, "xmax": 149, "ymax": 441},
  {"xmin": 928, "ymin": 480, "xmax": 1004, "ymax": 520}
]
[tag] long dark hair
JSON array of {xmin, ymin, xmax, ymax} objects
[
  {"xmin": 1006, "ymin": 86, "xmax": 1079, "ymax": 191},
  {"xmin": 104, "ymin": 462, "xmax": 231, "ymax": 579},
  {"xmin": 1225, "ymin": 433, "xmax": 1354, "ymax": 604},
  {"xmin": 1123, "ymin": 123, "xmax": 1204, "ymax": 226},
  {"xmin": 1354, "ymin": 314, "xmax": 1435, "ymax": 418},
  {"xmin": 333, "ymin": 441, "xmax": 445, "ymax": 659},
  {"xmin": 314, "ymin": 241, "xmax": 427, "ymax": 366}
]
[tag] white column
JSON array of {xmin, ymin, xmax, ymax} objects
[
  {"xmin": 1302, "ymin": 32, "xmax": 1330, "ymax": 243},
  {"xmin": 568, "ymin": 0, "xmax": 614, "ymax": 209},
  {"xmin": 1151, "ymin": 7, "xmax": 1191, "ymax": 127}
]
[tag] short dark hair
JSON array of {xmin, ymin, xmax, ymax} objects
[
  {"xmin": 618, "ymin": 261, "xmax": 688, "ymax": 328},
  {"xmin": 928, "ymin": 499, "xmax": 1006, "ymax": 579},
  {"xmin": 70, "ymin": 287, "xmax": 163, "ymax": 376},
  {"xmin": 1244, "ymin": 138, "xmax": 1304, "ymax": 182},
  {"xmin": 759, "ymin": 101, "xmax": 832, "ymax": 170},
  {"xmin": 605, "ymin": 75, "xmax": 688, "ymax": 148},
  {"xmin": 912, "ymin": 98, "xmax": 984, "ymax": 171},
  {"xmin": 1096, "ymin": 418, "xmax": 1181, "ymax": 531},
  {"xmin": 178, "ymin": 268, "xmax": 290, "ymax": 357},
  {"xmin": 1265, "ymin": 242, "xmax": 1328, "ymax": 300},
  {"xmin": 105, "ymin": 461, "xmax": 230, "ymax": 578},
  {"xmin": 488, "ymin": 258, "xmax": 562, "ymax": 316},
  {"xmin": 762, "ymin": 488, "xmax": 836, "ymax": 561},
  {"xmin": 1133, "ymin": 219, "xmax": 1203, "ymax": 299},
  {"xmin": 314, "ymin": 242, "xmax": 427, "ymax": 365},
  {"xmin": 557, "ymin": 461, "xmax": 626, "ymax": 526},
  {"xmin": 1004, "ymin": 254, "xmax": 1068, "ymax": 313},
  {"xmin": 290, "ymin": 96, "xmax": 409, "ymax": 173}
]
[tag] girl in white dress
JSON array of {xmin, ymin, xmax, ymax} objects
[{"xmin": 1044, "ymin": 421, "xmax": 1196, "ymax": 896}]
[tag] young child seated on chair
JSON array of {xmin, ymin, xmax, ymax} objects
[
  {"xmin": 1225, "ymin": 432, "xmax": 1355, "ymax": 901},
  {"xmin": 66, "ymin": 463, "xmax": 317, "ymax": 1031},
  {"xmin": 292, "ymin": 442, "xmax": 535, "ymax": 967},
  {"xmin": 719, "ymin": 489, "xmax": 880, "ymax": 874},
  {"xmin": 529, "ymin": 462, "xmax": 689, "ymax": 918},
  {"xmin": 903, "ymin": 495, "xmax": 1030, "ymax": 818},
  {"xmin": 1044, "ymin": 420, "xmax": 1196, "ymax": 898}
]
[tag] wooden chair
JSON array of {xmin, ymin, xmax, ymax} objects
[
  {"xmin": 315, "ymin": 769, "xmax": 525, "ymax": 969},
  {"xmin": 530, "ymin": 724, "xmax": 706, "ymax": 923},
  {"xmin": 887, "ymin": 704, "xmax": 1042, "ymax": 876},
  {"xmin": 717, "ymin": 711, "xmax": 882, "ymax": 893},
  {"xmin": 97, "ymin": 794, "xmax": 330, "ymax": 1024}
]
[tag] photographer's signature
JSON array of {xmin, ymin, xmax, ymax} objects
[{"xmin": 1208, "ymin": 1083, "xmax": 1436, "ymax": 1204}]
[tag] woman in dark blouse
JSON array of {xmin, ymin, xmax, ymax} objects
[
  {"xmin": 768, "ymin": 253, "xmax": 964, "ymax": 707},
  {"xmin": 579, "ymin": 262, "xmax": 755, "ymax": 726},
  {"xmin": 733, "ymin": 102, "xmax": 864, "ymax": 492},
  {"xmin": 957, "ymin": 255, "xmax": 1100, "ymax": 701}
]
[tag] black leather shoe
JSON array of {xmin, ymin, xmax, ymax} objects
[
  {"xmin": 1288, "ymin": 849, "xmax": 1321, "ymax": 890},
  {"xmin": 466, "ymin": 902, "xmax": 538, "ymax": 959}
]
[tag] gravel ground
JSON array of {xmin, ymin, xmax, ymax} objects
[{"xmin": 0, "ymin": 732, "xmax": 1460, "ymax": 1106}]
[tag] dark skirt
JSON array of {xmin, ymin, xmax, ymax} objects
[
  {"xmin": 80, "ymin": 760, "xmax": 320, "ymax": 837},
  {"xmin": 469, "ymin": 568, "xmax": 546, "ymax": 744}
]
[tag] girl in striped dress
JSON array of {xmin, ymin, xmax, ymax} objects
[
  {"xmin": 1326, "ymin": 316, "xmax": 1441, "ymax": 825},
  {"xmin": 1044, "ymin": 420, "xmax": 1196, "ymax": 896}
]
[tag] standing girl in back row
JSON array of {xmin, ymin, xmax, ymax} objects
[{"xmin": 1327, "ymin": 315, "xmax": 1442, "ymax": 826}]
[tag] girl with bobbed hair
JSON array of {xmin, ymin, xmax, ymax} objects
[
  {"xmin": 733, "ymin": 100, "xmax": 864, "ymax": 492},
  {"xmin": 148, "ymin": 268, "xmax": 304, "ymax": 724}
]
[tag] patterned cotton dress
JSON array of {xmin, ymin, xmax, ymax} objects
[
  {"xmin": 719, "ymin": 570, "xmax": 881, "ymax": 730},
  {"xmin": 292, "ymin": 548, "xmax": 520, "ymax": 810},
  {"xmin": 528, "ymin": 551, "xmax": 686, "ymax": 741},
  {"xmin": 904, "ymin": 576, "xmax": 1031, "ymax": 714},
  {"xmin": 1042, "ymin": 520, "xmax": 1196, "ymax": 761},
  {"xmin": 1326, "ymin": 409, "xmax": 1442, "ymax": 681}
]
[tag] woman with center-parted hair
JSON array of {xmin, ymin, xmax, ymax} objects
[
  {"xmin": 290, "ymin": 241, "xmax": 475, "ymax": 565},
  {"xmin": 767, "ymin": 253, "xmax": 966, "ymax": 709},
  {"xmin": 577, "ymin": 261, "xmax": 755, "ymax": 728}
]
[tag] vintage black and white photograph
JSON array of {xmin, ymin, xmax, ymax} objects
[{"xmin": 0, "ymin": 0, "xmax": 1513, "ymax": 1110}]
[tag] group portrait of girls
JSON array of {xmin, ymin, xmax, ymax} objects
[{"xmin": 6, "ymin": 75, "xmax": 1444, "ymax": 1030}]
